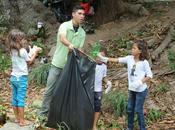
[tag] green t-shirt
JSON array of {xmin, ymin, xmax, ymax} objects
[{"xmin": 52, "ymin": 20, "xmax": 86, "ymax": 68}]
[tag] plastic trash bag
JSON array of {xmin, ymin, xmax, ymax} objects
[{"xmin": 46, "ymin": 49, "xmax": 96, "ymax": 130}]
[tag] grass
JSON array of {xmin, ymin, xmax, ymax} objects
[
  {"xmin": 97, "ymin": 119, "xmax": 123, "ymax": 130},
  {"xmin": 146, "ymin": 108, "xmax": 164, "ymax": 124},
  {"xmin": 168, "ymin": 50, "xmax": 175, "ymax": 70},
  {"xmin": 103, "ymin": 90, "xmax": 128, "ymax": 117},
  {"xmin": 154, "ymin": 82, "xmax": 169, "ymax": 94}
]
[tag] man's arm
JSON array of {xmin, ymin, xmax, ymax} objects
[{"xmin": 59, "ymin": 33, "xmax": 74, "ymax": 50}]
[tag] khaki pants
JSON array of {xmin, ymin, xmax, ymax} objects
[{"xmin": 40, "ymin": 65, "xmax": 62, "ymax": 116}]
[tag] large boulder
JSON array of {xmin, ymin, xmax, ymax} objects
[{"xmin": 3, "ymin": 0, "xmax": 58, "ymax": 32}]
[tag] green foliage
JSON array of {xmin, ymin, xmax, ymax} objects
[
  {"xmin": 103, "ymin": 91, "xmax": 127, "ymax": 117},
  {"xmin": 113, "ymin": 37, "xmax": 131, "ymax": 49},
  {"xmin": 0, "ymin": 105, "xmax": 7, "ymax": 115},
  {"xmin": 146, "ymin": 109, "xmax": 164, "ymax": 123},
  {"xmin": 168, "ymin": 50, "xmax": 175, "ymax": 70},
  {"xmin": 154, "ymin": 82, "xmax": 169, "ymax": 94},
  {"xmin": 0, "ymin": 49, "xmax": 11, "ymax": 73},
  {"xmin": 110, "ymin": 121, "xmax": 123, "ymax": 129},
  {"xmin": 29, "ymin": 63, "xmax": 50, "ymax": 85},
  {"xmin": 0, "ymin": 1, "xmax": 10, "ymax": 34},
  {"xmin": 97, "ymin": 119, "xmax": 123, "ymax": 130},
  {"xmin": 90, "ymin": 41, "xmax": 101, "ymax": 58},
  {"xmin": 97, "ymin": 119, "xmax": 106, "ymax": 129}
]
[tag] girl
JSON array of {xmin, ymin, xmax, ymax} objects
[
  {"xmin": 7, "ymin": 29, "xmax": 41, "ymax": 126},
  {"xmin": 98, "ymin": 39, "xmax": 153, "ymax": 130}
]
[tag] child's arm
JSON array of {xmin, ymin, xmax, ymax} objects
[
  {"xmin": 142, "ymin": 60, "xmax": 153, "ymax": 83},
  {"xmin": 142, "ymin": 76, "xmax": 151, "ymax": 84},
  {"xmin": 97, "ymin": 53, "xmax": 118, "ymax": 63},
  {"xmin": 108, "ymin": 58, "xmax": 118, "ymax": 63},
  {"xmin": 27, "ymin": 47, "xmax": 42, "ymax": 65}
]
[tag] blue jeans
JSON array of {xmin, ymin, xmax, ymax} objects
[
  {"xmin": 127, "ymin": 89, "xmax": 148, "ymax": 130},
  {"xmin": 10, "ymin": 75, "xmax": 28, "ymax": 107}
]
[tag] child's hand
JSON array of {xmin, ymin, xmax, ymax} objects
[
  {"xmin": 28, "ymin": 46, "xmax": 42, "ymax": 57},
  {"xmin": 105, "ymin": 81, "xmax": 112, "ymax": 94},
  {"xmin": 97, "ymin": 53, "xmax": 109, "ymax": 63},
  {"xmin": 35, "ymin": 47, "xmax": 42, "ymax": 53}
]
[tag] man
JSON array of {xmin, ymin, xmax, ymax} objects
[{"xmin": 40, "ymin": 5, "xmax": 85, "ymax": 117}]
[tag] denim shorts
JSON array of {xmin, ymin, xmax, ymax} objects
[
  {"xmin": 10, "ymin": 75, "xmax": 28, "ymax": 107},
  {"xmin": 94, "ymin": 92, "xmax": 102, "ymax": 112}
]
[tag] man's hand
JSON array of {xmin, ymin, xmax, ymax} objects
[{"xmin": 68, "ymin": 44, "xmax": 74, "ymax": 51}]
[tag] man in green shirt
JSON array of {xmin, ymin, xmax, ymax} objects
[{"xmin": 40, "ymin": 5, "xmax": 85, "ymax": 117}]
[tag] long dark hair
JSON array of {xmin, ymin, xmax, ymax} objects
[
  {"xmin": 7, "ymin": 29, "xmax": 26, "ymax": 56},
  {"xmin": 135, "ymin": 39, "xmax": 150, "ymax": 60}
]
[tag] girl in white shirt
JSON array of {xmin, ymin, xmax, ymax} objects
[
  {"xmin": 98, "ymin": 39, "xmax": 153, "ymax": 130},
  {"xmin": 8, "ymin": 29, "xmax": 41, "ymax": 126}
]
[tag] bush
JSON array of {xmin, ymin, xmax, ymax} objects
[
  {"xmin": 0, "ymin": 49, "xmax": 11, "ymax": 73},
  {"xmin": 103, "ymin": 91, "xmax": 127, "ymax": 117},
  {"xmin": 29, "ymin": 63, "xmax": 50, "ymax": 85}
]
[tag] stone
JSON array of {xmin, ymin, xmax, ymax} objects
[
  {"xmin": 0, "ymin": 122, "xmax": 33, "ymax": 130},
  {"xmin": 48, "ymin": 46, "xmax": 56, "ymax": 57}
]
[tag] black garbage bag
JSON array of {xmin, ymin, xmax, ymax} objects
[{"xmin": 46, "ymin": 49, "xmax": 96, "ymax": 130}]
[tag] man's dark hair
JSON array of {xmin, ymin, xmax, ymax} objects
[{"xmin": 72, "ymin": 5, "xmax": 85, "ymax": 12}]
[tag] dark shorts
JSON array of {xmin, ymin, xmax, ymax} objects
[{"xmin": 94, "ymin": 92, "xmax": 102, "ymax": 112}]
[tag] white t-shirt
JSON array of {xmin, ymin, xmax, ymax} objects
[
  {"xmin": 11, "ymin": 48, "xmax": 30, "ymax": 77},
  {"xmin": 94, "ymin": 64, "xmax": 107, "ymax": 92},
  {"xmin": 118, "ymin": 55, "xmax": 153, "ymax": 92}
]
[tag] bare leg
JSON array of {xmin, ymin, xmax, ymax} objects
[
  {"xmin": 92, "ymin": 112, "xmax": 100, "ymax": 130},
  {"xmin": 12, "ymin": 106, "xmax": 19, "ymax": 123},
  {"xmin": 18, "ymin": 107, "xmax": 30, "ymax": 126}
]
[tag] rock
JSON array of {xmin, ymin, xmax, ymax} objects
[
  {"xmin": 0, "ymin": 122, "xmax": 33, "ymax": 130},
  {"xmin": 2, "ymin": 0, "xmax": 58, "ymax": 35},
  {"xmin": 48, "ymin": 46, "xmax": 56, "ymax": 57}
]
